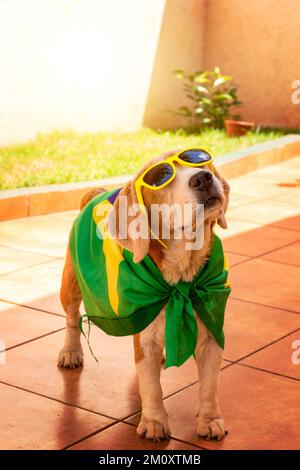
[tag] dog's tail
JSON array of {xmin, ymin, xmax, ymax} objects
[{"xmin": 80, "ymin": 188, "xmax": 107, "ymax": 210}]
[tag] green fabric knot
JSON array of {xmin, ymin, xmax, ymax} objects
[
  {"xmin": 164, "ymin": 284, "xmax": 198, "ymax": 368},
  {"xmin": 174, "ymin": 281, "xmax": 192, "ymax": 298}
]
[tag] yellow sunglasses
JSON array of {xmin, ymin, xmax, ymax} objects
[{"xmin": 134, "ymin": 148, "xmax": 214, "ymax": 249}]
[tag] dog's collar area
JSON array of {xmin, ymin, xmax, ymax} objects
[{"xmin": 107, "ymin": 187, "xmax": 122, "ymax": 205}]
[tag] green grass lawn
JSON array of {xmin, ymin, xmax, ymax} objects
[{"xmin": 0, "ymin": 128, "xmax": 284, "ymax": 190}]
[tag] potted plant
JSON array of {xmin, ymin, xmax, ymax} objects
[
  {"xmin": 174, "ymin": 67, "xmax": 254, "ymax": 136},
  {"xmin": 224, "ymin": 118, "xmax": 255, "ymax": 137}
]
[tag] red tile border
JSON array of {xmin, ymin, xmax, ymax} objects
[{"xmin": 0, "ymin": 194, "xmax": 29, "ymax": 221}]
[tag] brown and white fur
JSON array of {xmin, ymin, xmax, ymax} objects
[{"xmin": 58, "ymin": 149, "xmax": 230, "ymax": 442}]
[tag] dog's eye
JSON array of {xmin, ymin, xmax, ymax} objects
[{"xmin": 143, "ymin": 163, "xmax": 174, "ymax": 187}]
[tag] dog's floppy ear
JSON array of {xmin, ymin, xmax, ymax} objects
[
  {"xmin": 106, "ymin": 181, "xmax": 150, "ymax": 263},
  {"xmin": 213, "ymin": 167, "xmax": 230, "ymax": 229}
]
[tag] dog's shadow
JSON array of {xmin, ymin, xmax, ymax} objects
[{"xmin": 55, "ymin": 366, "xmax": 86, "ymax": 448}]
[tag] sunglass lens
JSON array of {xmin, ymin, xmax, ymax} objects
[
  {"xmin": 179, "ymin": 149, "xmax": 211, "ymax": 164},
  {"xmin": 143, "ymin": 163, "xmax": 173, "ymax": 187}
]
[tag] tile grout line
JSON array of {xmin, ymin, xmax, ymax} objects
[
  {"xmin": 62, "ymin": 420, "xmax": 121, "ymax": 450},
  {"xmin": 264, "ymin": 234, "xmax": 300, "ymax": 256},
  {"xmin": 227, "ymin": 237, "xmax": 300, "ymax": 262},
  {"xmin": 118, "ymin": 420, "xmax": 207, "ymax": 450},
  {"xmin": 235, "ymin": 362, "xmax": 300, "ymax": 383},
  {"xmin": 48, "ymin": 215, "xmax": 78, "ymax": 223},
  {"xmin": 228, "ymin": 253, "xmax": 300, "ymax": 270},
  {"xmin": 229, "ymin": 181, "xmax": 300, "ymax": 208},
  {"xmin": 2, "ymin": 327, "xmax": 66, "ymax": 352},
  {"xmin": 64, "ymin": 419, "xmax": 207, "ymax": 451},
  {"xmin": 0, "ymin": 256, "xmax": 64, "ymax": 279},
  {"xmin": 228, "ymin": 217, "xmax": 300, "ymax": 233},
  {"xmin": 0, "ymin": 243, "xmax": 66, "ymax": 262},
  {"xmin": 0, "ymin": 379, "xmax": 119, "ymax": 422},
  {"xmin": 268, "ymin": 224, "xmax": 300, "ymax": 233},
  {"xmin": 224, "ymin": 327, "xmax": 300, "ymax": 370},
  {"xmin": 226, "ymin": 257, "xmax": 253, "ymax": 269},
  {"xmin": 257, "ymin": 258, "xmax": 300, "ymax": 269},
  {"xmin": 221, "ymin": 178, "xmax": 300, "ymax": 211},
  {"xmin": 0, "ymin": 243, "xmax": 59, "ymax": 259},
  {"xmin": 0, "ymin": 258, "xmax": 64, "ymax": 277},
  {"xmin": 226, "ymin": 256, "xmax": 254, "ymax": 269},
  {"xmin": 0, "ymin": 298, "xmax": 65, "ymax": 318},
  {"xmin": 230, "ymin": 295, "xmax": 300, "ymax": 315}
]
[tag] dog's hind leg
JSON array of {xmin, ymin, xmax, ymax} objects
[
  {"xmin": 57, "ymin": 245, "xmax": 83, "ymax": 368},
  {"xmin": 57, "ymin": 188, "xmax": 106, "ymax": 368}
]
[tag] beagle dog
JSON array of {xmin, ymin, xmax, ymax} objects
[{"xmin": 58, "ymin": 148, "xmax": 230, "ymax": 442}]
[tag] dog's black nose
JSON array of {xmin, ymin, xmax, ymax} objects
[{"xmin": 189, "ymin": 171, "xmax": 213, "ymax": 190}]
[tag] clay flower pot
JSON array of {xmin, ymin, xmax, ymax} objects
[{"xmin": 225, "ymin": 119, "xmax": 255, "ymax": 137}]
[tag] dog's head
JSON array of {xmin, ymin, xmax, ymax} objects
[{"xmin": 107, "ymin": 149, "xmax": 230, "ymax": 263}]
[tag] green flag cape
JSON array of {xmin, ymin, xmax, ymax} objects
[{"xmin": 70, "ymin": 188, "xmax": 231, "ymax": 368}]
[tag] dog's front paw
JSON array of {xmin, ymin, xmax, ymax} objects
[
  {"xmin": 197, "ymin": 416, "xmax": 226, "ymax": 441},
  {"xmin": 57, "ymin": 347, "xmax": 84, "ymax": 368},
  {"xmin": 137, "ymin": 415, "xmax": 171, "ymax": 442}
]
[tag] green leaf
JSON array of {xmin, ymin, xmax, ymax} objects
[
  {"xmin": 183, "ymin": 84, "xmax": 193, "ymax": 92},
  {"xmin": 214, "ymin": 93, "xmax": 234, "ymax": 101},
  {"xmin": 196, "ymin": 85, "xmax": 208, "ymax": 93},
  {"xmin": 213, "ymin": 76, "xmax": 231, "ymax": 87},
  {"xmin": 178, "ymin": 106, "xmax": 192, "ymax": 116},
  {"xmin": 188, "ymin": 70, "xmax": 206, "ymax": 81},
  {"xmin": 186, "ymin": 94, "xmax": 198, "ymax": 101},
  {"xmin": 194, "ymin": 75, "xmax": 210, "ymax": 84},
  {"xmin": 195, "ymin": 78, "xmax": 210, "ymax": 84},
  {"xmin": 174, "ymin": 69, "xmax": 184, "ymax": 79},
  {"xmin": 200, "ymin": 97, "xmax": 212, "ymax": 106}
]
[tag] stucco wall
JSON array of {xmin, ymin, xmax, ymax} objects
[
  {"xmin": 203, "ymin": 0, "xmax": 300, "ymax": 129},
  {"xmin": 142, "ymin": 0, "xmax": 205, "ymax": 129},
  {"xmin": 0, "ymin": 0, "xmax": 165, "ymax": 145}
]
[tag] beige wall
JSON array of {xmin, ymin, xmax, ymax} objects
[
  {"xmin": 1, "ymin": 0, "xmax": 299, "ymax": 146},
  {"xmin": 203, "ymin": 0, "xmax": 300, "ymax": 129},
  {"xmin": 0, "ymin": 0, "xmax": 165, "ymax": 145}
]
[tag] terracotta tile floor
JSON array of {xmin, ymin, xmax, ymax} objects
[{"xmin": 0, "ymin": 157, "xmax": 300, "ymax": 450}]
